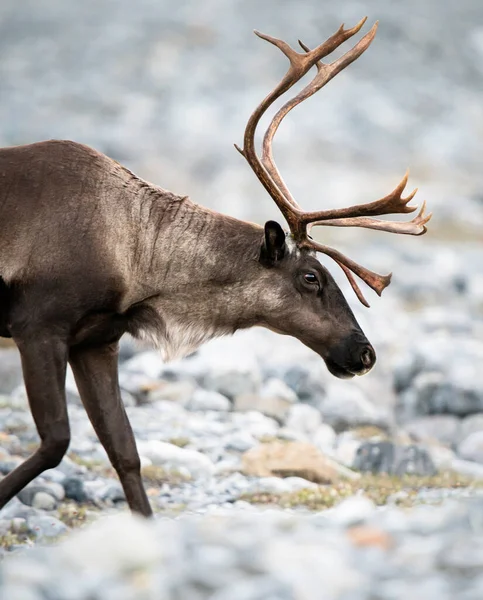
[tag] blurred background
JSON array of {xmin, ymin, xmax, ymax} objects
[{"xmin": 1, "ymin": 0, "xmax": 483, "ymax": 411}]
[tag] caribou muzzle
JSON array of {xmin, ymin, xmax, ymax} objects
[{"xmin": 324, "ymin": 335, "xmax": 376, "ymax": 379}]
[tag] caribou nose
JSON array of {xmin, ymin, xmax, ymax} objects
[{"xmin": 360, "ymin": 345, "xmax": 376, "ymax": 371}]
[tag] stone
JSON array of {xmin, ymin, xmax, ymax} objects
[
  {"xmin": 42, "ymin": 481, "xmax": 65, "ymax": 502},
  {"xmin": 332, "ymin": 432, "xmax": 363, "ymax": 467},
  {"xmin": 8, "ymin": 385, "xmax": 79, "ymax": 410},
  {"xmin": 118, "ymin": 334, "xmax": 139, "ymax": 362},
  {"xmin": 18, "ymin": 486, "xmax": 52, "ymax": 507},
  {"xmin": 392, "ymin": 444, "xmax": 437, "ymax": 477},
  {"xmin": 274, "ymin": 363, "xmax": 326, "ymax": 404},
  {"xmin": 63, "ymin": 477, "xmax": 88, "ymax": 503},
  {"xmin": 137, "ymin": 440, "xmax": 214, "ymax": 479},
  {"xmin": 0, "ymin": 459, "xmax": 21, "ymax": 475},
  {"xmin": 459, "ymin": 414, "xmax": 483, "ymax": 444},
  {"xmin": 224, "ymin": 431, "xmax": 258, "ymax": 453},
  {"xmin": 346, "ymin": 525, "xmax": 393, "ymax": 550},
  {"xmin": 202, "ymin": 358, "xmax": 262, "ymax": 399},
  {"xmin": 234, "ymin": 393, "xmax": 292, "ymax": 423},
  {"xmin": 59, "ymin": 513, "xmax": 162, "ymax": 573},
  {"xmin": 186, "ymin": 389, "xmax": 231, "ymax": 411},
  {"xmin": 352, "ymin": 440, "xmax": 396, "ymax": 474},
  {"xmin": 404, "ymin": 415, "xmax": 461, "ymax": 447},
  {"xmin": 0, "ymin": 497, "xmax": 36, "ymax": 520},
  {"xmin": 241, "ymin": 441, "xmax": 359, "ymax": 483},
  {"xmin": 317, "ymin": 382, "xmax": 390, "ymax": 432},
  {"xmin": 457, "ymin": 431, "xmax": 483, "ymax": 464},
  {"xmin": 427, "ymin": 445, "xmax": 457, "ymax": 471},
  {"xmin": 284, "ymin": 404, "xmax": 322, "ymax": 435},
  {"xmin": 0, "ymin": 349, "xmax": 23, "ymax": 394},
  {"xmin": 27, "ymin": 515, "xmax": 68, "ymax": 540},
  {"xmin": 0, "ymin": 587, "xmax": 42, "ymax": 600},
  {"xmin": 260, "ymin": 378, "xmax": 298, "ymax": 404},
  {"xmin": 121, "ymin": 350, "xmax": 164, "ymax": 379},
  {"xmin": 331, "ymin": 495, "xmax": 376, "ymax": 527},
  {"xmin": 395, "ymin": 338, "xmax": 483, "ymax": 419},
  {"xmin": 450, "ymin": 458, "xmax": 483, "ymax": 479},
  {"xmin": 146, "ymin": 380, "xmax": 196, "ymax": 405},
  {"xmin": 32, "ymin": 491, "xmax": 57, "ymax": 511},
  {"xmin": 97, "ymin": 483, "xmax": 126, "ymax": 504},
  {"xmin": 353, "ymin": 441, "xmax": 437, "ymax": 476},
  {"xmin": 311, "ymin": 423, "xmax": 337, "ymax": 453}
]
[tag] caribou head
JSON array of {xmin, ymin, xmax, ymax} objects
[{"xmin": 233, "ymin": 17, "xmax": 431, "ymax": 377}]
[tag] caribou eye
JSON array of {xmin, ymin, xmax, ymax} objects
[{"xmin": 304, "ymin": 273, "xmax": 318, "ymax": 285}]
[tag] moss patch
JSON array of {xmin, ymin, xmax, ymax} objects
[
  {"xmin": 141, "ymin": 464, "xmax": 191, "ymax": 486},
  {"xmin": 350, "ymin": 426, "xmax": 389, "ymax": 440},
  {"xmin": 0, "ymin": 521, "xmax": 36, "ymax": 551},
  {"xmin": 241, "ymin": 472, "xmax": 483, "ymax": 510},
  {"xmin": 168, "ymin": 437, "xmax": 191, "ymax": 448},
  {"xmin": 67, "ymin": 453, "xmax": 115, "ymax": 477},
  {"xmin": 57, "ymin": 503, "xmax": 96, "ymax": 529}
]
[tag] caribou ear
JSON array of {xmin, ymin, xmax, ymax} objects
[{"xmin": 260, "ymin": 220, "xmax": 286, "ymax": 265}]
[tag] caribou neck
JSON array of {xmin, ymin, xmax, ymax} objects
[{"xmin": 130, "ymin": 185, "xmax": 266, "ymax": 359}]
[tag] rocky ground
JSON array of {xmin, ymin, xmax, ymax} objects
[
  {"xmin": 1, "ymin": 270, "xmax": 483, "ymax": 598},
  {"xmin": 1, "ymin": 0, "xmax": 483, "ymax": 597}
]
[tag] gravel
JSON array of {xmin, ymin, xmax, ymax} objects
[{"xmin": 1, "ymin": 0, "xmax": 483, "ymax": 597}]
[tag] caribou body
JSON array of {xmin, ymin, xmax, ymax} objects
[{"xmin": 0, "ymin": 18, "xmax": 430, "ymax": 516}]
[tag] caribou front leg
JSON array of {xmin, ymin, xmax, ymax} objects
[
  {"xmin": 0, "ymin": 335, "xmax": 71, "ymax": 508},
  {"xmin": 69, "ymin": 342, "xmax": 153, "ymax": 517}
]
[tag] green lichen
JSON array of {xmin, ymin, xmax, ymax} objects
[
  {"xmin": 241, "ymin": 472, "xmax": 483, "ymax": 510},
  {"xmin": 141, "ymin": 464, "xmax": 191, "ymax": 486},
  {"xmin": 0, "ymin": 526, "xmax": 35, "ymax": 551},
  {"xmin": 67, "ymin": 453, "xmax": 115, "ymax": 477},
  {"xmin": 350, "ymin": 425, "xmax": 389, "ymax": 440},
  {"xmin": 168, "ymin": 437, "xmax": 191, "ymax": 448},
  {"xmin": 57, "ymin": 503, "xmax": 96, "ymax": 529}
]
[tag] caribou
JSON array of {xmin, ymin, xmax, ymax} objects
[{"xmin": 0, "ymin": 18, "xmax": 430, "ymax": 516}]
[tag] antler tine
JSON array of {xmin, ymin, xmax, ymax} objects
[
  {"xmin": 254, "ymin": 17, "xmax": 368, "ymax": 70},
  {"xmin": 301, "ymin": 170, "xmax": 421, "ymax": 224},
  {"xmin": 236, "ymin": 18, "xmax": 376, "ymax": 225},
  {"xmin": 236, "ymin": 19, "xmax": 431, "ymax": 307},
  {"xmin": 261, "ymin": 22, "xmax": 378, "ymax": 220},
  {"xmin": 310, "ymin": 200, "xmax": 433, "ymax": 236}
]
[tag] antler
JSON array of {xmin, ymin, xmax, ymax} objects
[{"xmin": 235, "ymin": 18, "xmax": 432, "ymax": 306}]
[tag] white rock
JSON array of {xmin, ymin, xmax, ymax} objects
[
  {"xmin": 136, "ymin": 440, "xmax": 214, "ymax": 479},
  {"xmin": 312, "ymin": 423, "xmax": 337, "ymax": 454},
  {"xmin": 427, "ymin": 445, "xmax": 456, "ymax": 470},
  {"xmin": 224, "ymin": 431, "xmax": 258, "ymax": 452},
  {"xmin": 450, "ymin": 458, "xmax": 483, "ymax": 479},
  {"xmin": 282, "ymin": 477, "xmax": 319, "ymax": 492},
  {"xmin": 187, "ymin": 389, "xmax": 231, "ymax": 412},
  {"xmin": 32, "ymin": 492, "xmax": 57, "ymax": 511},
  {"xmin": 284, "ymin": 404, "xmax": 322, "ymax": 435},
  {"xmin": 59, "ymin": 513, "xmax": 163, "ymax": 574},
  {"xmin": 318, "ymin": 382, "xmax": 390, "ymax": 431},
  {"xmin": 331, "ymin": 432, "xmax": 362, "ymax": 467},
  {"xmin": 147, "ymin": 381, "xmax": 196, "ymax": 404},
  {"xmin": 260, "ymin": 378, "xmax": 298, "ymax": 403},
  {"xmin": 457, "ymin": 431, "xmax": 483, "ymax": 464},
  {"xmin": 232, "ymin": 411, "xmax": 279, "ymax": 439},
  {"xmin": 121, "ymin": 351, "xmax": 164, "ymax": 379},
  {"xmin": 329, "ymin": 495, "xmax": 376, "ymax": 526},
  {"xmin": 43, "ymin": 481, "xmax": 65, "ymax": 502},
  {"xmin": 139, "ymin": 455, "xmax": 152, "ymax": 468},
  {"xmin": 245, "ymin": 477, "xmax": 314, "ymax": 496}
]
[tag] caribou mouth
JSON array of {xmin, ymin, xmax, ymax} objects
[
  {"xmin": 324, "ymin": 358, "xmax": 373, "ymax": 379},
  {"xmin": 324, "ymin": 358, "xmax": 356, "ymax": 380}
]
